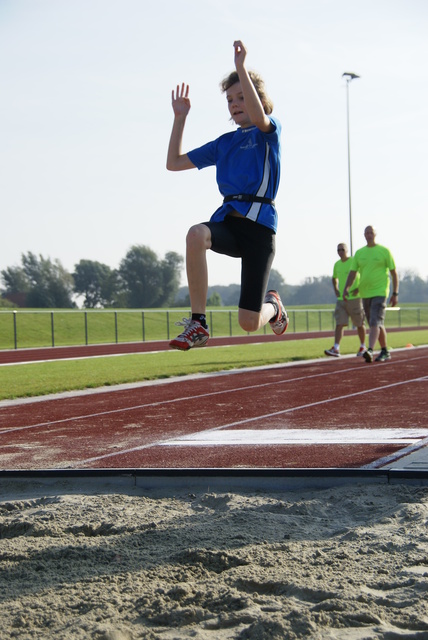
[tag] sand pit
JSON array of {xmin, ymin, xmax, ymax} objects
[{"xmin": 0, "ymin": 481, "xmax": 428, "ymax": 639}]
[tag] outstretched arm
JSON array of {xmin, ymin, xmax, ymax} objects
[
  {"xmin": 233, "ymin": 40, "xmax": 273, "ymax": 133},
  {"xmin": 166, "ymin": 83, "xmax": 196, "ymax": 171}
]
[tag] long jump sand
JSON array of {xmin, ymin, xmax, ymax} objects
[{"xmin": 0, "ymin": 479, "xmax": 427, "ymax": 639}]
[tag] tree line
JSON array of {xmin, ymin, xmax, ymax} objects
[
  {"xmin": 193, "ymin": 270, "xmax": 428, "ymax": 307},
  {"xmin": 1, "ymin": 249, "xmax": 427, "ymax": 309},
  {"xmin": 0, "ymin": 248, "xmax": 183, "ymax": 309}
]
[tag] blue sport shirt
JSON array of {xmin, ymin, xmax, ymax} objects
[{"xmin": 187, "ymin": 116, "xmax": 281, "ymax": 232}]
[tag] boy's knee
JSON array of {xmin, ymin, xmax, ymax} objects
[
  {"xmin": 240, "ymin": 320, "xmax": 257, "ymax": 333},
  {"xmin": 239, "ymin": 313, "xmax": 260, "ymax": 333},
  {"xmin": 186, "ymin": 224, "xmax": 211, "ymax": 250}
]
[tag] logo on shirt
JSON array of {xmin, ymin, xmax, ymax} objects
[{"xmin": 240, "ymin": 140, "xmax": 259, "ymax": 150}]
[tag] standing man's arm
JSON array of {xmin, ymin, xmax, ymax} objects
[
  {"xmin": 389, "ymin": 269, "xmax": 399, "ymax": 307},
  {"xmin": 332, "ymin": 277, "xmax": 340, "ymax": 298},
  {"xmin": 343, "ymin": 270, "xmax": 357, "ymax": 300}
]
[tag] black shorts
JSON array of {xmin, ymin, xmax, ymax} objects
[{"xmin": 203, "ymin": 216, "xmax": 276, "ymax": 312}]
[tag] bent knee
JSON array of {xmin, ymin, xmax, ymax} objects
[
  {"xmin": 186, "ymin": 224, "xmax": 211, "ymax": 250},
  {"xmin": 240, "ymin": 321, "xmax": 259, "ymax": 333},
  {"xmin": 239, "ymin": 313, "xmax": 261, "ymax": 333}
]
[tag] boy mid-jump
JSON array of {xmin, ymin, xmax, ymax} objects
[{"xmin": 167, "ymin": 40, "xmax": 288, "ymax": 351}]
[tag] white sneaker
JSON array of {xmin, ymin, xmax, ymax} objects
[
  {"xmin": 325, "ymin": 347, "xmax": 340, "ymax": 357},
  {"xmin": 356, "ymin": 346, "xmax": 367, "ymax": 357}
]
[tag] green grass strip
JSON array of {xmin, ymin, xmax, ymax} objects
[
  {"xmin": 1, "ymin": 330, "xmax": 427, "ymax": 401},
  {"xmin": 2, "ymin": 305, "xmax": 428, "ymax": 349}
]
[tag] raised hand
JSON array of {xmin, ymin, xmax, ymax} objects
[
  {"xmin": 233, "ymin": 40, "xmax": 247, "ymax": 69},
  {"xmin": 171, "ymin": 83, "xmax": 191, "ymax": 117}
]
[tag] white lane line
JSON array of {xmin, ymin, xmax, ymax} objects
[
  {"xmin": 76, "ymin": 375, "xmax": 428, "ymax": 465},
  {"xmin": 1, "ymin": 350, "xmax": 427, "ymax": 436},
  {"xmin": 0, "ymin": 363, "xmax": 389, "ymax": 435},
  {"xmin": 160, "ymin": 375, "xmax": 428, "ymax": 436},
  {"xmin": 2, "ymin": 350, "xmax": 428, "ymax": 410},
  {"xmin": 161, "ymin": 428, "xmax": 428, "ymax": 447}
]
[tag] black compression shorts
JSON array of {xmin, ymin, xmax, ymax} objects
[{"xmin": 203, "ymin": 215, "xmax": 276, "ymax": 313}]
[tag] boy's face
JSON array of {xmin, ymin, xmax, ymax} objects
[{"xmin": 226, "ymin": 82, "xmax": 252, "ymax": 127}]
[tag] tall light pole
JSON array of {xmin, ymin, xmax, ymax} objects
[{"xmin": 342, "ymin": 72, "xmax": 360, "ymax": 255}]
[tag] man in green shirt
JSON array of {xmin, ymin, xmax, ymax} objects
[
  {"xmin": 325, "ymin": 242, "xmax": 366, "ymax": 357},
  {"xmin": 343, "ymin": 226, "xmax": 399, "ymax": 362}
]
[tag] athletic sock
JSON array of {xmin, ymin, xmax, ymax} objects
[
  {"xmin": 269, "ymin": 301, "xmax": 279, "ymax": 323},
  {"xmin": 192, "ymin": 313, "xmax": 207, "ymax": 329},
  {"xmin": 334, "ymin": 343, "xmax": 340, "ymax": 351}
]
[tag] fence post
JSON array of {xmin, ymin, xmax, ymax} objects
[
  {"xmin": 85, "ymin": 312, "xmax": 88, "ymax": 345},
  {"xmin": 210, "ymin": 311, "xmax": 213, "ymax": 337},
  {"xmin": 13, "ymin": 310, "xmax": 17, "ymax": 349},
  {"xmin": 51, "ymin": 312, "xmax": 55, "ymax": 347},
  {"xmin": 142, "ymin": 311, "xmax": 145, "ymax": 342},
  {"xmin": 115, "ymin": 311, "xmax": 118, "ymax": 343},
  {"xmin": 167, "ymin": 311, "xmax": 170, "ymax": 340},
  {"xmin": 229, "ymin": 311, "xmax": 232, "ymax": 336}
]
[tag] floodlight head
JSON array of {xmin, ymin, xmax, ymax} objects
[{"xmin": 342, "ymin": 72, "xmax": 360, "ymax": 81}]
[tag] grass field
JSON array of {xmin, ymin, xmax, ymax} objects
[{"xmin": 1, "ymin": 329, "xmax": 427, "ymax": 401}]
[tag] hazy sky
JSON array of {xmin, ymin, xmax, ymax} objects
[{"xmin": 1, "ymin": 0, "xmax": 427, "ymax": 291}]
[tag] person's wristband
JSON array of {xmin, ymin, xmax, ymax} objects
[{"xmin": 392, "ymin": 292, "xmax": 399, "ymax": 296}]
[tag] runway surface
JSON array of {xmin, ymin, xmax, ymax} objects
[{"xmin": 1, "ymin": 345, "xmax": 427, "ymax": 471}]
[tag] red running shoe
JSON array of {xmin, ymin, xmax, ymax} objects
[
  {"xmin": 169, "ymin": 318, "xmax": 210, "ymax": 351},
  {"xmin": 264, "ymin": 290, "xmax": 289, "ymax": 335}
]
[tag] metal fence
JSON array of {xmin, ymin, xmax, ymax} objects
[{"xmin": 0, "ymin": 307, "xmax": 427, "ymax": 350}]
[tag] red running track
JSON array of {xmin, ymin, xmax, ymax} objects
[
  {"xmin": 2, "ymin": 327, "xmax": 427, "ymax": 364},
  {"xmin": 0, "ymin": 346, "xmax": 427, "ymax": 470}
]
